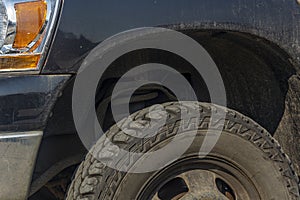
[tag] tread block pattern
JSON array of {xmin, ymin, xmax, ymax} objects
[{"xmin": 66, "ymin": 102, "xmax": 300, "ymax": 200}]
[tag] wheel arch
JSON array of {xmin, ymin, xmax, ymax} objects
[{"xmin": 30, "ymin": 28, "xmax": 299, "ymax": 197}]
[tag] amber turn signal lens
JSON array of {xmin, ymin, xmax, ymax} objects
[
  {"xmin": 0, "ymin": 54, "xmax": 41, "ymax": 70},
  {"xmin": 13, "ymin": 0, "xmax": 47, "ymax": 49}
]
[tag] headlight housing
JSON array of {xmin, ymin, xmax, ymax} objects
[
  {"xmin": 0, "ymin": 0, "xmax": 61, "ymax": 72},
  {"xmin": 0, "ymin": 0, "xmax": 8, "ymax": 49}
]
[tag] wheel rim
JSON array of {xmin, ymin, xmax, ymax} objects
[{"xmin": 138, "ymin": 155, "xmax": 261, "ymax": 200}]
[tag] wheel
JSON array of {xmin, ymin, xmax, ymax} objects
[{"xmin": 66, "ymin": 102, "xmax": 299, "ymax": 200}]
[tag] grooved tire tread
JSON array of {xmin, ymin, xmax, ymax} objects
[{"xmin": 66, "ymin": 102, "xmax": 300, "ymax": 200}]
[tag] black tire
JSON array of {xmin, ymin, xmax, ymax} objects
[{"xmin": 66, "ymin": 102, "xmax": 299, "ymax": 200}]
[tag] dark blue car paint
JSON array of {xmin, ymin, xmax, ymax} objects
[{"xmin": 43, "ymin": 0, "xmax": 300, "ymax": 73}]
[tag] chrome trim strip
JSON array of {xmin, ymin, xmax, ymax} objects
[
  {"xmin": 37, "ymin": 0, "xmax": 62, "ymax": 71},
  {"xmin": 0, "ymin": 131, "xmax": 42, "ymax": 200}
]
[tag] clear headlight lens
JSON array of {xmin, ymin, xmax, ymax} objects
[
  {"xmin": 0, "ymin": 0, "xmax": 8, "ymax": 49},
  {"xmin": 0, "ymin": 0, "xmax": 61, "ymax": 72}
]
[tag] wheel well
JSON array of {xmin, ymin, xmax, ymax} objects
[
  {"xmin": 95, "ymin": 30, "xmax": 295, "ymax": 133},
  {"xmin": 30, "ymin": 30, "xmax": 296, "ymax": 198}
]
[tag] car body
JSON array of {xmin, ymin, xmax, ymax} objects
[{"xmin": 0, "ymin": 0, "xmax": 299, "ymax": 199}]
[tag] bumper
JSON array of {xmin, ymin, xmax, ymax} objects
[
  {"xmin": 0, "ymin": 75, "xmax": 71, "ymax": 199},
  {"xmin": 0, "ymin": 131, "xmax": 42, "ymax": 200}
]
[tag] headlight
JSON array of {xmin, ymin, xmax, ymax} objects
[
  {"xmin": 0, "ymin": 0, "xmax": 61, "ymax": 72},
  {"xmin": 0, "ymin": 0, "xmax": 8, "ymax": 49}
]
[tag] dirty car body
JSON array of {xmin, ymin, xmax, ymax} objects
[{"xmin": 0, "ymin": 0, "xmax": 299, "ymax": 199}]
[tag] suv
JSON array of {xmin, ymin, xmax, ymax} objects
[{"xmin": 0, "ymin": 0, "xmax": 299, "ymax": 199}]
